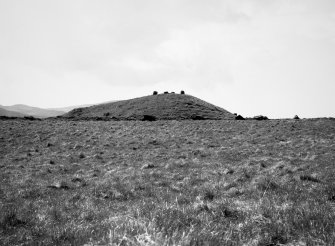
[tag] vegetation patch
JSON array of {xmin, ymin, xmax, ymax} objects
[{"xmin": 0, "ymin": 118, "xmax": 335, "ymax": 245}]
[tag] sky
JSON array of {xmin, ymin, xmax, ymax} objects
[{"xmin": 0, "ymin": 0, "xmax": 334, "ymax": 118}]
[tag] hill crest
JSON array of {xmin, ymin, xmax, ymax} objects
[{"xmin": 63, "ymin": 93, "xmax": 234, "ymax": 120}]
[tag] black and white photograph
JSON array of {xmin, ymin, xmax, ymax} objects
[{"xmin": 0, "ymin": 0, "xmax": 335, "ymax": 245}]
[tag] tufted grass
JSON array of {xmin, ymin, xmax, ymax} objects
[{"xmin": 1, "ymin": 118, "xmax": 335, "ymax": 245}]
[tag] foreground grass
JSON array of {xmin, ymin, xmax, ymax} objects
[{"xmin": 0, "ymin": 119, "xmax": 335, "ymax": 245}]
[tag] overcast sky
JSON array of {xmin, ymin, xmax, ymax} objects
[{"xmin": 1, "ymin": 0, "xmax": 334, "ymax": 118}]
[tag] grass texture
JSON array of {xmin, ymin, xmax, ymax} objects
[{"xmin": 0, "ymin": 118, "xmax": 335, "ymax": 245}]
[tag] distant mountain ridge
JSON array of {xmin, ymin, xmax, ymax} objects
[
  {"xmin": 0, "ymin": 104, "xmax": 65, "ymax": 118},
  {"xmin": 0, "ymin": 101, "xmax": 117, "ymax": 118},
  {"xmin": 47, "ymin": 104, "xmax": 96, "ymax": 113},
  {"xmin": 62, "ymin": 93, "xmax": 235, "ymax": 120},
  {"xmin": 0, "ymin": 107, "xmax": 28, "ymax": 117}
]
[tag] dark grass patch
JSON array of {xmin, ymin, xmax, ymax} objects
[
  {"xmin": 0, "ymin": 207, "xmax": 28, "ymax": 233},
  {"xmin": 211, "ymin": 203, "xmax": 244, "ymax": 222},
  {"xmin": 300, "ymin": 174, "xmax": 321, "ymax": 183},
  {"xmin": 325, "ymin": 184, "xmax": 335, "ymax": 202}
]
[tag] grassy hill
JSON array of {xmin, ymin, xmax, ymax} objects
[
  {"xmin": 63, "ymin": 93, "xmax": 235, "ymax": 120},
  {"xmin": 0, "ymin": 118, "xmax": 335, "ymax": 245}
]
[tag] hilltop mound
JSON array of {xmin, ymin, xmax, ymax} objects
[{"xmin": 62, "ymin": 93, "xmax": 234, "ymax": 120}]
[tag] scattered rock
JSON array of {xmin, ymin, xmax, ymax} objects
[
  {"xmin": 141, "ymin": 163, "xmax": 156, "ymax": 169},
  {"xmin": 253, "ymin": 115, "xmax": 269, "ymax": 120},
  {"xmin": 48, "ymin": 181, "xmax": 70, "ymax": 190},
  {"xmin": 223, "ymin": 168, "xmax": 234, "ymax": 175},
  {"xmin": 79, "ymin": 153, "xmax": 85, "ymax": 159},
  {"xmin": 49, "ymin": 160, "xmax": 55, "ymax": 164}
]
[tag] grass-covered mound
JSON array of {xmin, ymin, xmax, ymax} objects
[{"xmin": 62, "ymin": 93, "xmax": 235, "ymax": 120}]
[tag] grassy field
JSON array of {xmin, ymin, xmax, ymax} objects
[{"xmin": 0, "ymin": 118, "xmax": 335, "ymax": 245}]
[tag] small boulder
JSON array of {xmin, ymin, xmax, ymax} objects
[
  {"xmin": 181, "ymin": 90, "xmax": 185, "ymax": 94},
  {"xmin": 223, "ymin": 168, "xmax": 234, "ymax": 175},
  {"xmin": 153, "ymin": 91, "xmax": 158, "ymax": 95},
  {"xmin": 141, "ymin": 163, "xmax": 155, "ymax": 169},
  {"xmin": 293, "ymin": 115, "xmax": 300, "ymax": 120},
  {"xmin": 253, "ymin": 115, "xmax": 269, "ymax": 121},
  {"xmin": 48, "ymin": 181, "xmax": 70, "ymax": 190},
  {"xmin": 79, "ymin": 153, "xmax": 85, "ymax": 159},
  {"xmin": 164, "ymin": 91, "xmax": 169, "ymax": 94}
]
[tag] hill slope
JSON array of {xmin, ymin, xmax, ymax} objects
[
  {"xmin": 0, "ymin": 107, "xmax": 27, "ymax": 117},
  {"xmin": 63, "ymin": 93, "xmax": 235, "ymax": 120},
  {"xmin": 1, "ymin": 104, "xmax": 65, "ymax": 118}
]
